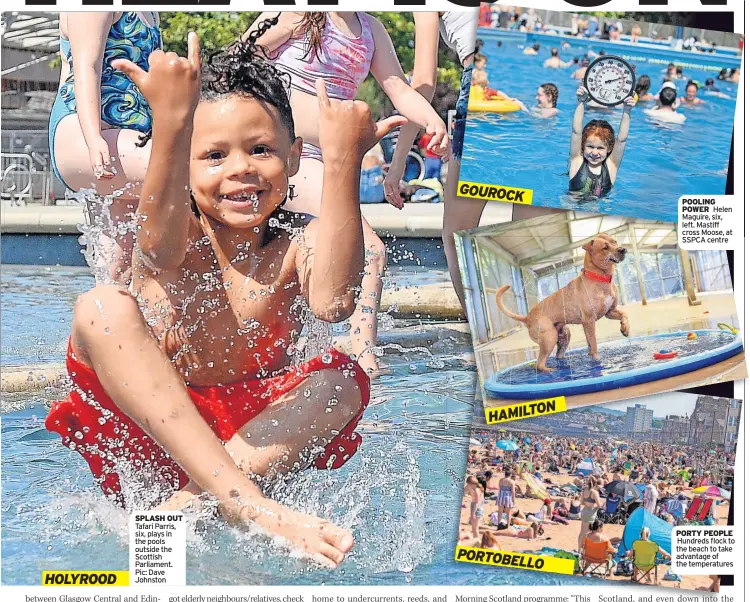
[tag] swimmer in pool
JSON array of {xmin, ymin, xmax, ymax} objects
[
  {"xmin": 532, "ymin": 83, "xmax": 560, "ymax": 117},
  {"xmin": 571, "ymin": 57, "xmax": 590, "ymax": 81},
  {"xmin": 728, "ymin": 68, "xmax": 741, "ymax": 83},
  {"xmin": 479, "ymin": 78, "xmax": 558, "ymax": 119},
  {"xmin": 664, "ymin": 63, "xmax": 677, "ymax": 81},
  {"xmin": 524, "ymin": 43, "xmax": 541, "ymax": 55},
  {"xmin": 703, "ymin": 77, "xmax": 731, "ymax": 99},
  {"xmin": 644, "ymin": 82, "xmax": 686, "ymax": 123},
  {"xmin": 681, "ymin": 80, "xmax": 705, "ymax": 106},
  {"xmin": 45, "ymin": 27, "xmax": 406, "ymax": 567},
  {"xmin": 634, "ymin": 74, "xmax": 656, "ymax": 102},
  {"xmin": 543, "ymin": 47, "xmax": 571, "ymax": 68},
  {"xmin": 470, "ymin": 69, "xmax": 506, "ymax": 101},
  {"xmin": 569, "ymin": 85, "xmax": 635, "ymax": 198}
]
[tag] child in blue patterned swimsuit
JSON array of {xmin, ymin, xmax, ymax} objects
[{"xmin": 49, "ymin": 12, "xmax": 161, "ymax": 283}]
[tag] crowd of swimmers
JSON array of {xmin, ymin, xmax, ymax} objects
[{"xmin": 470, "ymin": 39, "xmax": 740, "ymax": 197}]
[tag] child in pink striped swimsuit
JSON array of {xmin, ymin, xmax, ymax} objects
[{"xmin": 246, "ymin": 12, "xmax": 449, "ymax": 375}]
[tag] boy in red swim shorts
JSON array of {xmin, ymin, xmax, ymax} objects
[{"xmin": 45, "ymin": 26, "xmax": 405, "ymax": 568}]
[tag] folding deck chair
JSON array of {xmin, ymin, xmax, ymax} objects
[
  {"xmin": 632, "ymin": 540, "xmax": 661, "ymax": 585},
  {"xmin": 580, "ymin": 539, "xmax": 614, "ymax": 577}
]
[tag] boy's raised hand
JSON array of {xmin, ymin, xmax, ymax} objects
[
  {"xmin": 112, "ymin": 32, "xmax": 201, "ymax": 125},
  {"xmin": 316, "ymin": 79, "xmax": 407, "ymax": 163}
]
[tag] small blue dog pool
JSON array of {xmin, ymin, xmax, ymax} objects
[{"xmin": 485, "ymin": 329, "xmax": 743, "ymax": 399}]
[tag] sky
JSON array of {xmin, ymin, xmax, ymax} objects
[{"xmin": 604, "ymin": 392, "xmax": 701, "ymax": 418}]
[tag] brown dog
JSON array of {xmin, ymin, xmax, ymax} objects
[{"xmin": 496, "ymin": 233, "xmax": 630, "ymax": 372}]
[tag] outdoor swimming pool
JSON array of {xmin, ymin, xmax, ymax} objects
[
  {"xmin": 460, "ymin": 35, "xmax": 738, "ymax": 221},
  {"xmin": 1, "ymin": 267, "xmax": 589, "ymax": 586}
]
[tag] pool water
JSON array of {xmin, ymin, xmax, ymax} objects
[
  {"xmin": 460, "ymin": 38, "xmax": 738, "ymax": 221},
  {"xmin": 485, "ymin": 330, "xmax": 743, "ymax": 400},
  {"xmin": 1, "ymin": 266, "xmax": 584, "ymax": 586}
]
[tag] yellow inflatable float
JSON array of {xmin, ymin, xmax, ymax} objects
[
  {"xmin": 468, "ymin": 85, "xmax": 522, "ymax": 113},
  {"xmin": 469, "ymin": 98, "xmax": 522, "ymax": 113}
]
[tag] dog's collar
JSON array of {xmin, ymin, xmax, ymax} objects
[{"xmin": 582, "ymin": 269, "xmax": 612, "ymax": 283}]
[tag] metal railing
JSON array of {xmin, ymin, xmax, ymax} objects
[{"xmin": 1, "ymin": 152, "xmax": 53, "ymax": 205}]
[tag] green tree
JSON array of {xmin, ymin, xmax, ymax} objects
[{"xmin": 160, "ymin": 12, "xmax": 259, "ymax": 55}]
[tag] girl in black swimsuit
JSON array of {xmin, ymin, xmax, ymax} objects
[{"xmin": 569, "ymin": 85, "xmax": 635, "ymax": 198}]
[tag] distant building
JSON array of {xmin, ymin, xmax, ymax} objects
[
  {"xmin": 625, "ymin": 404, "xmax": 653, "ymax": 433},
  {"xmin": 662, "ymin": 414, "xmax": 690, "ymax": 445},
  {"xmin": 725, "ymin": 398, "xmax": 742, "ymax": 451},
  {"xmin": 689, "ymin": 396, "xmax": 730, "ymax": 449}
]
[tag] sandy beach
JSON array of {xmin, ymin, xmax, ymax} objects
[{"xmin": 458, "ymin": 440, "xmax": 731, "ymax": 591}]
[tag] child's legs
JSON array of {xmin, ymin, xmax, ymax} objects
[
  {"xmin": 224, "ymin": 366, "xmax": 364, "ymax": 479},
  {"xmin": 71, "ymin": 286, "xmax": 215, "ymax": 454},
  {"xmin": 289, "ymin": 158, "xmax": 385, "ymax": 375},
  {"xmin": 70, "ymin": 285, "xmax": 257, "ymax": 506},
  {"xmin": 54, "ymin": 115, "xmax": 151, "ymax": 283},
  {"xmin": 71, "ymin": 286, "xmax": 356, "ymax": 565},
  {"xmin": 442, "ymin": 159, "xmax": 487, "ymax": 311}
]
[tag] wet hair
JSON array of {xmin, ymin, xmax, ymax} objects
[
  {"xmin": 675, "ymin": 66, "xmax": 684, "ymax": 75},
  {"xmin": 582, "ymin": 120, "xmax": 615, "ymax": 155},
  {"xmin": 686, "ymin": 80, "xmax": 699, "ymax": 93},
  {"xmin": 573, "ymin": 56, "xmax": 580, "ymax": 64},
  {"xmin": 590, "ymin": 519, "xmax": 603, "ymax": 532},
  {"xmin": 476, "ymin": 39, "xmax": 485, "ymax": 50},
  {"xmin": 706, "ymin": 77, "xmax": 715, "ymax": 87},
  {"xmin": 659, "ymin": 86, "xmax": 677, "ymax": 106},
  {"xmin": 497, "ymin": 41, "xmax": 503, "ymax": 48},
  {"xmin": 551, "ymin": 48, "xmax": 559, "ymax": 57},
  {"xmin": 718, "ymin": 68, "xmax": 729, "ymax": 80},
  {"xmin": 540, "ymin": 82, "xmax": 559, "ymax": 107},
  {"xmin": 472, "ymin": 69, "xmax": 489, "ymax": 87},
  {"xmin": 136, "ymin": 16, "xmax": 296, "ymax": 149},
  {"xmin": 635, "ymin": 74, "xmax": 651, "ymax": 96},
  {"xmin": 532, "ymin": 43, "xmax": 540, "ymax": 51},
  {"xmin": 668, "ymin": 63, "xmax": 676, "ymax": 69}
]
